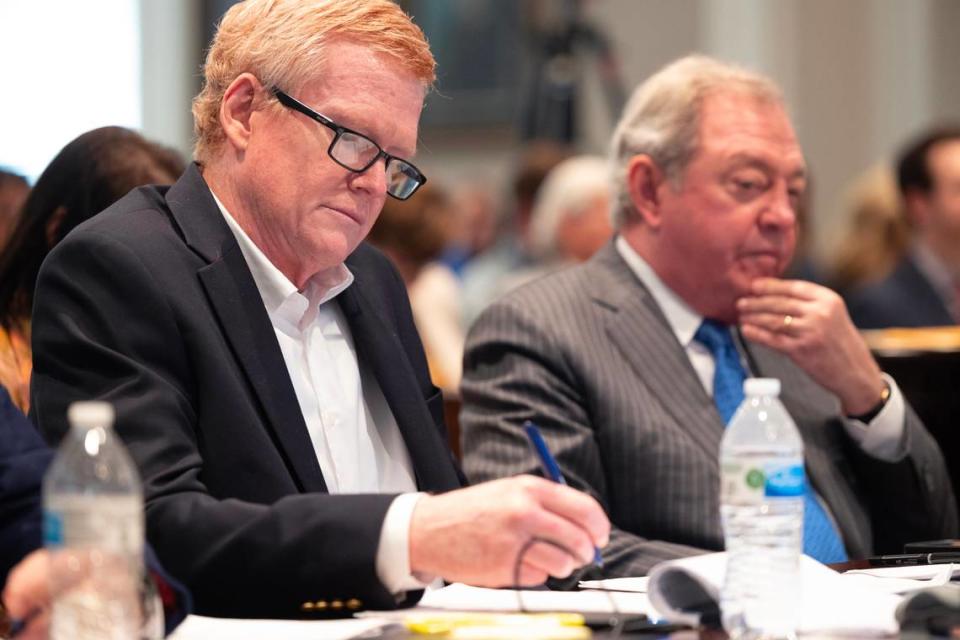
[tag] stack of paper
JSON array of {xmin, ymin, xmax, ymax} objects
[
  {"xmin": 840, "ymin": 563, "xmax": 958, "ymax": 595},
  {"xmin": 417, "ymin": 582, "xmax": 651, "ymax": 615},
  {"xmin": 646, "ymin": 552, "xmax": 902, "ymax": 636}
]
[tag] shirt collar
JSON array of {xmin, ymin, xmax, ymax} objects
[
  {"xmin": 211, "ymin": 191, "xmax": 354, "ymax": 332},
  {"xmin": 615, "ymin": 235, "xmax": 704, "ymax": 348},
  {"xmin": 912, "ymin": 240, "xmax": 957, "ymax": 302}
]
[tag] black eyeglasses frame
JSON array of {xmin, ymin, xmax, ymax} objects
[{"xmin": 272, "ymin": 87, "xmax": 426, "ymax": 200}]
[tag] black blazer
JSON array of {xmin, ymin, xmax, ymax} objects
[
  {"xmin": 31, "ymin": 164, "xmax": 462, "ymax": 618},
  {"xmin": 846, "ymin": 256, "xmax": 955, "ymax": 329}
]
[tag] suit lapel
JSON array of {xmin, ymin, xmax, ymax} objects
[
  {"xmin": 589, "ymin": 244, "xmax": 724, "ymax": 461},
  {"xmin": 338, "ymin": 266, "xmax": 460, "ymax": 492},
  {"xmin": 166, "ymin": 165, "xmax": 328, "ymax": 493}
]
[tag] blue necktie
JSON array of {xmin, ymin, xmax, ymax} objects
[
  {"xmin": 694, "ymin": 319, "xmax": 848, "ymax": 563},
  {"xmin": 694, "ymin": 320, "xmax": 746, "ymax": 426}
]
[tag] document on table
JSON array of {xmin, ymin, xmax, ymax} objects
[
  {"xmin": 646, "ymin": 552, "xmax": 902, "ymax": 636},
  {"xmin": 840, "ymin": 563, "xmax": 957, "ymax": 595},
  {"xmin": 168, "ymin": 614, "xmax": 391, "ymax": 640},
  {"xmin": 415, "ymin": 582, "xmax": 652, "ymax": 616},
  {"xmin": 578, "ymin": 576, "xmax": 649, "ymax": 592},
  {"xmin": 580, "ymin": 564, "xmax": 957, "ymax": 597}
]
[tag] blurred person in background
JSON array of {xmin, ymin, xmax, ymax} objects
[
  {"xmin": 529, "ymin": 155, "xmax": 613, "ymax": 264},
  {"xmin": 0, "ymin": 126, "xmax": 185, "ymax": 413},
  {"xmin": 499, "ymin": 154, "xmax": 613, "ymax": 292},
  {"xmin": 368, "ymin": 184, "xmax": 465, "ymax": 393},
  {"xmin": 829, "ymin": 164, "xmax": 908, "ymax": 294},
  {"xmin": 847, "ymin": 127, "xmax": 960, "ymax": 328},
  {"xmin": 0, "ymin": 170, "xmax": 30, "ymax": 252},
  {"xmin": 461, "ymin": 141, "xmax": 571, "ymax": 326},
  {"xmin": 440, "ymin": 183, "xmax": 498, "ymax": 278}
]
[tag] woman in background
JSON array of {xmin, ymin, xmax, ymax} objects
[
  {"xmin": 828, "ymin": 164, "xmax": 909, "ymax": 293},
  {"xmin": 367, "ymin": 183, "xmax": 465, "ymax": 393},
  {"xmin": 0, "ymin": 127, "xmax": 184, "ymax": 412}
]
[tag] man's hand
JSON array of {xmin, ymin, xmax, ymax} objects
[
  {"xmin": 409, "ymin": 475, "xmax": 610, "ymax": 587},
  {"xmin": 3, "ymin": 548, "xmax": 147, "ymax": 640},
  {"xmin": 2, "ymin": 550, "xmax": 51, "ymax": 640},
  {"xmin": 737, "ymin": 278, "xmax": 885, "ymax": 415}
]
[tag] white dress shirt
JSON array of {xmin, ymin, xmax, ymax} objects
[
  {"xmin": 214, "ymin": 193, "xmax": 430, "ymax": 594},
  {"xmin": 615, "ymin": 236, "xmax": 907, "ymax": 462}
]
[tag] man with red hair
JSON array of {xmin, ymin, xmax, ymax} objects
[{"xmin": 30, "ymin": 0, "xmax": 608, "ymax": 618}]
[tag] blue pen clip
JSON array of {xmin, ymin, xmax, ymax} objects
[{"xmin": 523, "ymin": 420, "xmax": 604, "ymax": 568}]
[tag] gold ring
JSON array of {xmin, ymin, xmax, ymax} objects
[{"xmin": 783, "ymin": 314, "xmax": 793, "ymax": 327}]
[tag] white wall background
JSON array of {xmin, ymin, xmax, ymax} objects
[{"xmin": 0, "ymin": 0, "xmax": 143, "ymax": 180}]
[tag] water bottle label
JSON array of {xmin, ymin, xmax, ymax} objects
[
  {"xmin": 43, "ymin": 509, "xmax": 65, "ymax": 547},
  {"xmin": 42, "ymin": 496, "xmax": 144, "ymax": 553},
  {"xmin": 722, "ymin": 459, "xmax": 805, "ymax": 504},
  {"xmin": 765, "ymin": 463, "xmax": 805, "ymax": 497}
]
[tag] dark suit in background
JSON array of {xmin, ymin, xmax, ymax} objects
[
  {"xmin": 461, "ymin": 244, "xmax": 958, "ymax": 577},
  {"xmin": 0, "ymin": 386, "xmax": 49, "ymax": 585},
  {"xmin": 31, "ymin": 165, "xmax": 462, "ymax": 617},
  {"xmin": 846, "ymin": 256, "xmax": 955, "ymax": 329}
]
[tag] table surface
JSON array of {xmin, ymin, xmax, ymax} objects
[{"xmin": 355, "ymin": 560, "xmax": 959, "ymax": 640}]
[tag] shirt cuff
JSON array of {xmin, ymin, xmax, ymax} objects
[
  {"xmin": 375, "ymin": 492, "xmax": 434, "ymax": 595},
  {"xmin": 842, "ymin": 373, "xmax": 907, "ymax": 462}
]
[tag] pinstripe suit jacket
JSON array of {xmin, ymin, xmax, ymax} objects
[{"xmin": 461, "ymin": 242, "xmax": 957, "ymax": 577}]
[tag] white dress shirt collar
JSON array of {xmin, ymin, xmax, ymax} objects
[
  {"xmin": 615, "ymin": 235, "xmax": 703, "ymax": 348},
  {"xmin": 210, "ymin": 192, "xmax": 354, "ymax": 330}
]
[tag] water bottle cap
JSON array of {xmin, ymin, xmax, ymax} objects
[
  {"xmin": 67, "ymin": 401, "xmax": 115, "ymax": 429},
  {"xmin": 743, "ymin": 377, "xmax": 781, "ymax": 397}
]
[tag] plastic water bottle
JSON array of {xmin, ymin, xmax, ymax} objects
[
  {"xmin": 719, "ymin": 378, "xmax": 803, "ymax": 640},
  {"xmin": 43, "ymin": 401, "xmax": 148, "ymax": 640}
]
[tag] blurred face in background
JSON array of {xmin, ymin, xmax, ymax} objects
[
  {"xmin": 915, "ymin": 139, "xmax": 960, "ymax": 268},
  {"xmin": 556, "ymin": 192, "xmax": 612, "ymax": 262}
]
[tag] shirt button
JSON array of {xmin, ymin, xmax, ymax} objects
[{"xmin": 323, "ymin": 410, "xmax": 342, "ymax": 427}]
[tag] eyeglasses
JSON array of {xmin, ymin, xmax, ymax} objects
[{"xmin": 272, "ymin": 88, "xmax": 426, "ymax": 200}]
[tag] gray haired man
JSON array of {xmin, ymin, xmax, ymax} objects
[{"xmin": 461, "ymin": 54, "xmax": 957, "ymax": 578}]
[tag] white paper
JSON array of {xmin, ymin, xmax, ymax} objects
[
  {"xmin": 844, "ymin": 563, "xmax": 960, "ymax": 580},
  {"xmin": 415, "ymin": 582, "xmax": 652, "ymax": 616},
  {"xmin": 838, "ymin": 564, "xmax": 955, "ymax": 595},
  {"xmin": 168, "ymin": 614, "xmax": 391, "ymax": 640},
  {"xmin": 578, "ymin": 576, "xmax": 649, "ymax": 592},
  {"xmin": 647, "ymin": 552, "xmax": 902, "ymax": 636}
]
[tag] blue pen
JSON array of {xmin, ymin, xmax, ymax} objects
[
  {"xmin": 523, "ymin": 420, "xmax": 604, "ymax": 567},
  {"xmin": 8, "ymin": 608, "xmax": 41, "ymax": 638}
]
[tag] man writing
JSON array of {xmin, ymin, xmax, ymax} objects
[
  {"xmin": 30, "ymin": 0, "xmax": 608, "ymax": 617},
  {"xmin": 462, "ymin": 55, "xmax": 956, "ymax": 578}
]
